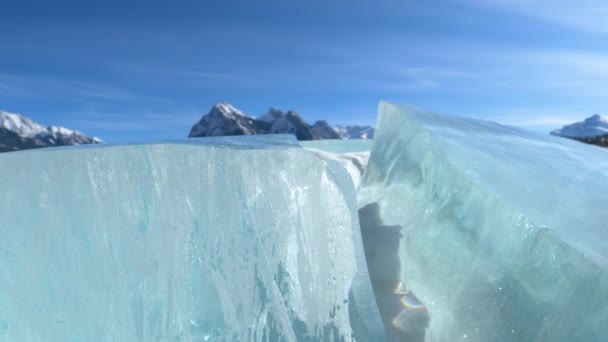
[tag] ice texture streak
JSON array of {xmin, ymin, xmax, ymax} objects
[
  {"xmin": 0, "ymin": 135, "xmax": 384, "ymax": 341},
  {"xmin": 358, "ymin": 102, "xmax": 608, "ymax": 341}
]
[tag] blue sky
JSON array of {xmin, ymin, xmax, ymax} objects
[{"xmin": 1, "ymin": 0, "xmax": 607, "ymax": 142}]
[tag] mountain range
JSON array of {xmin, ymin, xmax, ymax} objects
[
  {"xmin": 3, "ymin": 103, "xmax": 606, "ymax": 153},
  {"xmin": 551, "ymin": 114, "xmax": 608, "ymax": 148},
  {"xmin": 0, "ymin": 111, "xmax": 102, "ymax": 153},
  {"xmin": 0, "ymin": 103, "xmax": 374, "ymax": 152},
  {"xmin": 189, "ymin": 102, "xmax": 374, "ymax": 140}
]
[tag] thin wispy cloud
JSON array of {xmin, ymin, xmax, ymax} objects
[
  {"xmin": 382, "ymin": 66, "xmax": 479, "ymax": 92},
  {"xmin": 470, "ymin": 49, "xmax": 608, "ymax": 98},
  {"xmin": 383, "ymin": 79, "xmax": 440, "ymax": 91},
  {"xmin": 114, "ymin": 63, "xmax": 270, "ymax": 89},
  {"xmin": 484, "ymin": 110, "xmax": 585, "ymax": 127},
  {"xmin": 457, "ymin": 0, "xmax": 608, "ymax": 34},
  {"xmin": 398, "ymin": 67, "xmax": 479, "ymax": 80},
  {"xmin": 119, "ymin": 64, "xmax": 238, "ymax": 81},
  {"xmin": 515, "ymin": 50, "xmax": 608, "ymax": 76},
  {"xmin": 0, "ymin": 81, "xmax": 38, "ymax": 98},
  {"xmin": 2, "ymin": 0, "xmax": 607, "ymax": 139},
  {"xmin": 0, "ymin": 73, "xmax": 135, "ymax": 101},
  {"xmin": 347, "ymin": 44, "xmax": 608, "ymax": 97}
]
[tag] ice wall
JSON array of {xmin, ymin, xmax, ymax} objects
[
  {"xmin": 0, "ymin": 135, "xmax": 385, "ymax": 341},
  {"xmin": 358, "ymin": 102, "xmax": 608, "ymax": 342}
]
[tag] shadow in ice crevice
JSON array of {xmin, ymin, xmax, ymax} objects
[{"xmin": 358, "ymin": 203, "xmax": 429, "ymax": 342}]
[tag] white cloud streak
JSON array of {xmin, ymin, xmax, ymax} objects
[
  {"xmin": 114, "ymin": 63, "xmax": 268, "ymax": 89},
  {"xmin": 0, "ymin": 74, "xmax": 135, "ymax": 101},
  {"xmin": 456, "ymin": 0, "xmax": 608, "ymax": 34}
]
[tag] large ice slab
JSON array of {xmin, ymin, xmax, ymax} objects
[
  {"xmin": 0, "ymin": 135, "xmax": 384, "ymax": 341},
  {"xmin": 358, "ymin": 102, "xmax": 608, "ymax": 341}
]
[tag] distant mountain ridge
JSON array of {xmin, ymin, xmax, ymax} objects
[
  {"xmin": 189, "ymin": 102, "xmax": 374, "ymax": 140},
  {"xmin": 551, "ymin": 114, "xmax": 608, "ymax": 147},
  {"xmin": 334, "ymin": 125, "xmax": 375, "ymax": 139},
  {"xmin": 0, "ymin": 110, "xmax": 102, "ymax": 152}
]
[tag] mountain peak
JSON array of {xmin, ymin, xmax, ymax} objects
[
  {"xmin": 284, "ymin": 110, "xmax": 303, "ymax": 120},
  {"xmin": 586, "ymin": 113, "xmax": 608, "ymax": 124},
  {"xmin": 269, "ymin": 110, "xmax": 315, "ymax": 140},
  {"xmin": 258, "ymin": 107, "xmax": 284, "ymax": 123},
  {"xmin": 551, "ymin": 113, "xmax": 608, "ymax": 139},
  {"xmin": 312, "ymin": 120, "xmax": 341, "ymax": 139},
  {"xmin": 189, "ymin": 102, "xmax": 270, "ymax": 138},
  {"xmin": 210, "ymin": 101, "xmax": 247, "ymax": 119},
  {"xmin": 0, "ymin": 110, "xmax": 47, "ymax": 137},
  {"xmin": 189, "ymin": 102, "xmax": 375, "ymax": 140},
  {"xmin": 0, "ymin": 110, "xmax": 102, "ymax": 152}
]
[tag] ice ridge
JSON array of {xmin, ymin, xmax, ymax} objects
[{"xmin": 358, "ymin": 102, "xmax": 608, "ymax": 341}]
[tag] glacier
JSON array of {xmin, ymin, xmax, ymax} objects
[
  {"xmin": 1, "ymin": 102, "xmax": 608, "ymax": 341},
  {"xmin": 358, "ymin": 102, "xmax": 608, "ymax": 342},
  {"xmin": 0, "ymin": 135, "xmax": 384, "ymax": 341}
]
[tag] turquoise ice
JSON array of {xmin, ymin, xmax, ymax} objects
[
  {"xmin": 358, "ymin": 102, "xmax": 608, "ymax": 341},
  {"xmin": 0, "ymin": 135, "xmax": 383, "ymax": 341}
]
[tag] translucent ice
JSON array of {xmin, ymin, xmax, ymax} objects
[
  {"xmin": 0, "ymin": 135, "xmax": 384, "ymax": 341},
  {"xmin": 358, "ymin": 102, "xmax": 608, "ymax": 341},
  {"xmin": 3, "ymin": 103, "xmax": 608, "ymax": 341},
  {"xmin": 301, "ymin": 140, "xmax": 372, "ymax": 189},
  {"xmin": 300, "ymin": 140, "xmax": 372, "ymax": 154}
]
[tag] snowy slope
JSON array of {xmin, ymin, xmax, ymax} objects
[
  {"xmin": 551, "ymin": 114, "xmax": 608, "ymax": 138},
  {"xmin": 0, "ymin": 111, "xmax": 47, "ymax": 137},
  {"xmin": 0, "ymin": 110, "xmax": 102, "ymax": 152}
]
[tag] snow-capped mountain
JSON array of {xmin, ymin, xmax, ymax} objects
[
  {"xmin": 189, "ymin": 102, "xmax": 271, "ymax": 137},
  {"xmin": 334, "ymin": 125, "xmax": 375, "ymax": 139},
  {"xmin": 267, "ymin": 111, "xmax": 309, "ymax": 140},
  {"xmin": 262, "ymin": 109, "xmax": 341, "ymax": 139},
  {"xmin": 189, "ymin": 102, "xmax": 373, "ymax": 141},
  {"xmin": 257, "ymin": 107, "xmax": 284, "ymax": 124},
  {"xmin": 0, "ymin": 110, "xmax": 102, "ymax": 152},
  {"xmin": 312, "ymin": 120, "xmax": 341, "ymax": 139},
  {"xmin": 0, "ymin": 111, "xmax": 47, "ymax": 137},
  {"xmin": 551, "ymin": 114, "xmax": 608, "ymax": 147}
]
